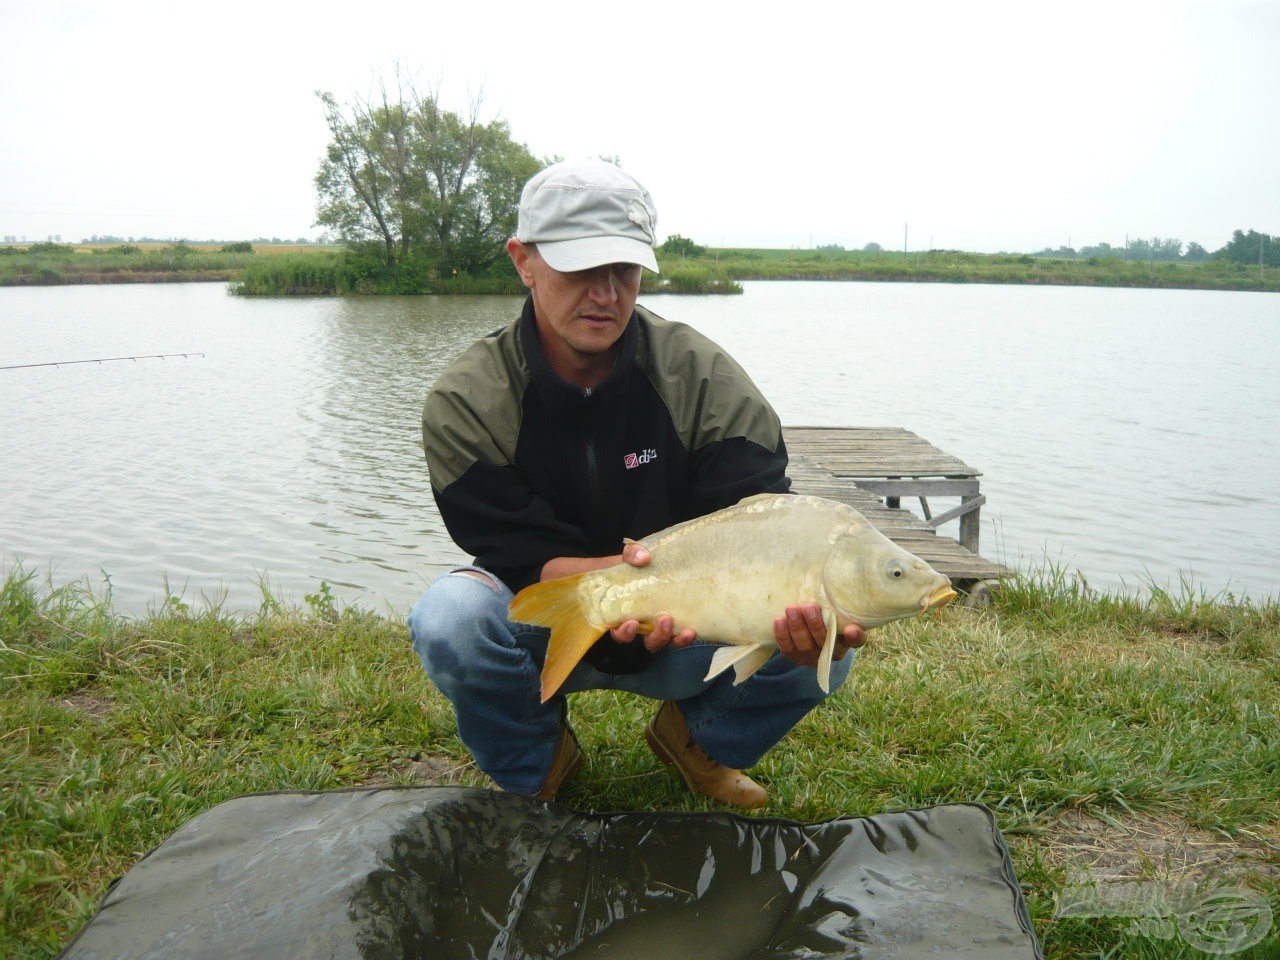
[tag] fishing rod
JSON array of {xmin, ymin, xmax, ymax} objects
[{"xmin": 0, "ymin": 352, "xmax": 205, "ymax": 371}]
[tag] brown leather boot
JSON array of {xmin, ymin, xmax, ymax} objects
[
  {"xmin": 644, "ymin": 701, "xmax": 767, "ymax": 809},
  {"xmin": 535, "ymin": 722, "xmax": 584, "ymax": 802}
]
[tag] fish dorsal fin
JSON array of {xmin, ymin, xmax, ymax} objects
[
  {"xmin": 734, "ymin": 492, "xmax": 784, "ymax": 507},
  {"xmin": 704, "ymin": 644, "xmax": 775, "ymax": 685}
]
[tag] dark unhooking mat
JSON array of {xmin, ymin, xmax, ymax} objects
[{"xmin": 59, "ymin": 787, "xmax": 1043, "ymax": 960}]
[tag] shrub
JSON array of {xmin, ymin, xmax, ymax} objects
[{"xmin": 27, "ymin": 241, "xmax": 74, "ymax": 256}]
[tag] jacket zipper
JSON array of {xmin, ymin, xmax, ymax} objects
[{"xmin": 581, "ymin": 388, "xmax": 605, "ymax": 534}]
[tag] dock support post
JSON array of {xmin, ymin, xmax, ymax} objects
[{"xmin": 958, "ymin": 496, "xmax": 981, "ymax": 554}]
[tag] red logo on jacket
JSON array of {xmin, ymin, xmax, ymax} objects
[{"xmin": 624, "ymin": 448, "xmax": 658, "ymax": 470}]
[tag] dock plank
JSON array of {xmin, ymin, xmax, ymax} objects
[
  {"xmin": 786, "ymin": 426, "xmax": 981, "ymax": 478},
  {"xmin": 784, "ymin": 428, "xmax": 1011, "ymax": 584}
]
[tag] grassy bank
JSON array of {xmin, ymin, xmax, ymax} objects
[
  {"xmin": 0, "ymin": 243, "xmax": 741, "ymax": 295},
  {"xmin": 700, "ymin": 246, "xmax": 1280, "ymax": 293},
  {"xmin": 230, "ymin": 250, "xmax": 742, "ymax": 295},
  {"xmin": 0, "ymin": 241, "xmax": 273, "ymax": 286},
  {"xmin": 2, "ymin": 566, "xmax": 1276, "ymax": 958},
  {"xmin": 4, "ymin": 242, "xmax": 1275, "ymax": 293}
]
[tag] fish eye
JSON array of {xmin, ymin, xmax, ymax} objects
[{"xmin": 888, "ymin": 560, "xmax": 906, "ymax": 579}]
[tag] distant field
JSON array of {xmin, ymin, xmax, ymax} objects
[{"xmin": 63, "ymin": 242, "xmax": 331, "ymax": 255}]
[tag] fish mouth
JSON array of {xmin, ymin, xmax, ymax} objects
[{"xmin": 922, "ymin": 583, "xmax": 958, "ymax": 611}]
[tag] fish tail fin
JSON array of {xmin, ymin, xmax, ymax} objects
[
  {"xmin": 705, "ymin": 644, "xmax": 775, "ymax": 686},
  {"xmin": 510, "ymin": 575, "xmax": 603, "ymax": 703}
]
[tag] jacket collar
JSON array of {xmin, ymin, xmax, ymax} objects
[{"xmin": 518, "ymin": 295, "xmax": 639, "ymax": 417}]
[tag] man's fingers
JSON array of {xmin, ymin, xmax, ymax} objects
[
  {"xmin": 610, "ymin": 619, "xmax": 640, "ymax": 643},
  {"xmin": 802, "ymin": 603, "xmax": 824, "ymax": 636},
  {"xmin": 842, "ymin": 623, "xmax": 867, "ymax": 649},
  {"xmin": 775, "ymin": 605, "xmax": 868, "ymax": 666},
  {"xmin": 644, "ymin": 626, "xmax": 697, "ymax": 653},
  {"xmin": 621, "ymin": 541, "xmax": 651, "ymax": 567}
]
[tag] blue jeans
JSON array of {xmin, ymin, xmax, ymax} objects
[{"xmin": 408, "ymin": 567, "xmax": 855, "ymax": 796}]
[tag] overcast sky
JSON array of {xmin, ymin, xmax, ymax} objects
[{"xmin": 2, "ymin": 0, "xmax": 1276, "ymax": 253}]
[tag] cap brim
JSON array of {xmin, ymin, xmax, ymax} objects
[{"xmin": 536, "ymin": 236, "xmax": 660, "ymax": 274}]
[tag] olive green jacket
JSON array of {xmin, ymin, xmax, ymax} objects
[{"xmin": 423, "ymin": 297, "xmax": 789, "ymax": 593}]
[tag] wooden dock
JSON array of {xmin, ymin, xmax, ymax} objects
[{"xmin": 784, "ymin": 426, "xmax": 1010, "ymax": 585}]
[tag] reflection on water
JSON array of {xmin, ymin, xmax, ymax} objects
[{"xmin": 2, "ymin": 282, "xmax": 1277, "ymax": 614}]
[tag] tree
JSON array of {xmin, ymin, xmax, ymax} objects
[
  {"xmin": 659, "ymin": 234, "xmax": 705, "ymax": 258},
  {"xmin": 316, "ymin": 89, "xmax": 415, "ymax": 267},
  {"xmin": 413, "ymin": 101, "xmax": 542, "ymax": 275},
  {"xmin": 314, "ymin": 76, "xmax": 542, "ymax": 275},
  {"xmin": 1080, "ymin": 242, "xmax": 1117, "ymax": 259},
  {"xmin": 1182, "ymin": 242, "xmax": 1210, "ymax": 262},
  {"xmin": 1124, "ymin": 237, "xmax": 1182, "ymax": 262},
  {"xmin": 1215, "ymin": 229, "xmax": 1278, "ymax": 266}
]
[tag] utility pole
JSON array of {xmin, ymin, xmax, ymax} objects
[{"xmin": 903, "ymin": 222, "xmax": 908, "ymax": 260}]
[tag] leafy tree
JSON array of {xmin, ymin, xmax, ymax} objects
[
  {"xmin": 415, "ymin": 101, "xmax": 542, "ymax": 275},
  {"xmin": 1214, "ymin": 229, "xmax": 1278, "ymax": 265},
  {"xmin": 659, "ymin": 234, "xmax": 706, "ymax": 258},
  {"xmin": 314, "ymin": 76, "xmax": 542, "ymax": 276},
  {"xmin": 1125, "ymin": 237, "xmax": 1183, "ymax": 261},
  {"xmin": 316, "ymin": 88, "xmax": 417, "ymax": 268},
  {"xmin": 1080, "ymin": 242, "xmax": 1118, "ymax": 259}
]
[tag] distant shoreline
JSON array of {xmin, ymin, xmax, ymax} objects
[{"xmin": 2, "ymin": 242, "xmax": 1275, "ymax": 294}]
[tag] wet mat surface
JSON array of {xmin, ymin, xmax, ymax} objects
[{"xmin": 59, "ymin": 787, "xmax": 1042, "ymax": 959}]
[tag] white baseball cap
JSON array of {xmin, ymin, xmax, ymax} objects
[{"xmin": 515, "ymin": 159, "xmax": 660, "ymax": 274}]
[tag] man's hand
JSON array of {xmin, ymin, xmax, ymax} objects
[
  {"xmin": 540, "ymin": 544, "xmax": 697, "ymax": 654},
  {"xmin": 609, "ymin": 541, "xmax": 698, "ymax": 652},
  {"xmin": 773, "ymin": 603, "xmax": 866, "ymax": 669}
]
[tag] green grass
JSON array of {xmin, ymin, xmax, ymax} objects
[{"xmin": 2, "ymin": 565, "xmax": 1277, "ymax": 958}]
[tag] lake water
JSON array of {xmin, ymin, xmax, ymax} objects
[{"xmin": 2, "ymin": 281, "xmax": 1277, "ymax": 615}]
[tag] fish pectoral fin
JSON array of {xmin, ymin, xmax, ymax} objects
[
  {"xmin": 731, "ymin": 647, "xmax": 776, "ymax": 685},
  {"xmin": 816, "ymin": 609, "xmax": 838, "ymax": 695},
  {"xmin": 704, "ymin": 644, "xmax": 775, "ymax": 686},
  {"xmin": 509, "ymin": 574, "xmax": 603, "ymax": 703}
]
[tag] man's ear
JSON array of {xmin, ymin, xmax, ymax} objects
[{"xmin": 507, "ymin": 239, "xmax": 535, "ymax": 288}]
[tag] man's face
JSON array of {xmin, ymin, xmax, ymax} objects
[{"xmin": 508, "ymin": 239, "xmax": 643, "ymax": 385}]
